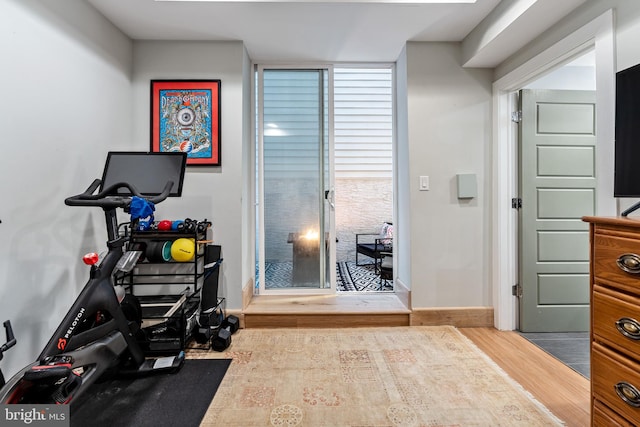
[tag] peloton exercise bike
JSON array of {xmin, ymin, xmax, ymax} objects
[{"xmin": 0, "ymin": 151, "xmax": 188, "ymax": 405}]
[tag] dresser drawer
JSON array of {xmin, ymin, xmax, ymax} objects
[
  {"xmin": 593, "ymin": 399, "xmax": 636, "ymax": 426},
  {"xmin": 592, "ymin": 342, "xmax": 640, "ymax": 424},
  {"xmin": 593, "ymin": 285, "xmax": 640, "ymax": 359},
  {"xmin": 594, "ymin": 234, "xmax": 640, "ymax": 293}
]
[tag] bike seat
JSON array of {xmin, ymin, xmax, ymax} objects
[{"xmin": 22, "ymin": 364, "xmax": 82, "ymax": 404}]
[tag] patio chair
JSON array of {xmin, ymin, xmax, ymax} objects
[
  {"xmin": 355, "ymin": 222, "xmax": 393, "ymax": 271},
  {"xmin": 379, "ymin": 251, "xmax": 393, "ymax": 289}
]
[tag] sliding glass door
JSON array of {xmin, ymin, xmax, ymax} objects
[{"xmin": 256, "ymin": 66, "xmax": 335, "ymax": 293}]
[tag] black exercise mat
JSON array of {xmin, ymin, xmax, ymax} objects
[{"xmin": 70, "ymin": 359, "xmax": 231, "ymax": 427}]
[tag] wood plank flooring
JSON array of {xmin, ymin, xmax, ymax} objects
[{"xmin": 460, "ymin": 327, "xmax": 590, "ymax": 427}]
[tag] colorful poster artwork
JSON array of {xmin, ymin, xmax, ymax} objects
[
  {"xmin": 159, "ymin": 89, "xmax": 212, "ymax": 158},
  {"xmin": 151, "ymin": 80, "xmax": 220, "ymax": 166}
]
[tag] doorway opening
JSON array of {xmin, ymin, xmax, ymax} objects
[
  {"xmin": 334, "ymin": 67, "xmax": 394, "ymax": 293},
  {"xmin": 255, "ymin": 65, "xmax": 395, "ymax": 294},
  {"xmin": 515, "ymin": 49, "xmax": 595, "ymax": 333},
  {"xmin": 515, "ymin": 51, "xmax": 595, "ymax": 377}
]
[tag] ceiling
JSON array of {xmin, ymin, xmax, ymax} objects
[{"xmin": 86, "ymin": 0, "xmax": 587, "ymax": 66}]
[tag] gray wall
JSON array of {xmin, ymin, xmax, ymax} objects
[
  {"xmin": 0, "ymin": 0, "xmax": 134, "ymax": 377},
  {"xmin": 131, "ymin": 40, "xmax": 249, "ymax": 311},
  {"xmin": 405, "ymin": 42, "xmax": 493, "ymax": 308}
]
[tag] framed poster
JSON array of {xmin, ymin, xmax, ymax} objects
[{"xmin": 150, "ymin": 80, "xmax": 221, "ymax": 166}]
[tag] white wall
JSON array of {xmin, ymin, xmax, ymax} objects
[
  {"xmin": 0, "ymin": 0, "xmax": 133, "ymax": 377},
  {"xmin": 485, "ymin": 0, "xmax": 640, "ymax": 328},
  {"xmin": 524, "ymin": 65, "xmax": 596, "ymax": 90},
  {"xmin": 131, "ymin": 41, "xmax": 248, "ymax": 311},
  {"xmin": 395, "ymin": 47, "xmax": 411, "ymax": 290},
  {"xmin": 241, "ymin": 47, "xmax": 253, "ymax": 294},
  {"xmin": 496, "ymin": 0, "xmax": 640, "ymax": 79},
  {"xmin": 405, "ymin": 43, "xmax": 493, "ymax": 308},
  {"xmin": 495, "ymin": 0, "xmax": 640, "ymax": 220}
]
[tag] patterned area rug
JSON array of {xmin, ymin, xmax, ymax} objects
[
  {"xmin": 337, "ymin": 261, "xmax": 393, "ymax": 292},
  {"xmin": 189, "ymin": 326, "xmax": 564, "ymax": 426},
  {"xmin": 264, "ymin": 261, "xmax": 392, "ymax": 292},
  {"xmin": 264, "ymin": 261, "xmax": 293, "ymax": 288}
]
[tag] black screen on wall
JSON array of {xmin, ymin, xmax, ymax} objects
[{"xmin": 615, "ymin": 63, "xmax": 640, "ymax": 197}]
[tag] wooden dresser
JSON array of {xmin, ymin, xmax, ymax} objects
[{"xmin": 584, "ymin": 216, "xmax": 640, "ymax": 426}]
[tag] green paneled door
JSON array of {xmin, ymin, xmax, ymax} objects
[{"xmin": 518, "ymin": 89, "xmax": 596, "ymax": 332}]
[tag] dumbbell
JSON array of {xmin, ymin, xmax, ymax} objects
[
  {"xmin": 177, "ymin": 218, "xmax": 197, "ymax": 233},
  {"xmin": 211, "ymin": 315, "xmax": 239, "ymax": 352},
  {"xmin": 196, "ymin": 219, "xmax": 212, "ymax": 234},
  {"xmin": 193, "ymin": 309, "xmax": 223, "ymax": 344}
]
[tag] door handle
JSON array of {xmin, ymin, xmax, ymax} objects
[{"xmin": 327, "ymin": 189, "xmax": 335, "ymax": 209}]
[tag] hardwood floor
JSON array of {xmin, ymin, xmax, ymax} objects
[{"xmin": 460, "ymin": 327, "xmax": 590, "ymax": 427}]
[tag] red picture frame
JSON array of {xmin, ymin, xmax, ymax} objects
[{"xmin": 150, "ymin": 80, "xmax": 221, "ymax": 166}]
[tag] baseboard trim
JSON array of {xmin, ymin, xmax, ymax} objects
[
  {"xmin": 411, "ymin": 307, "xmax": 494, "ymax": 328},
  {"xmin": 394, "ymin": 278, "xmax": 410, "ymax": 310},
  {"xmin": 244, "ymin": 313, "xmax": 410, "ymax": 328},
  {"xmin": 242, "ymin": 278, "xmax": 254, "ymax": 310}
]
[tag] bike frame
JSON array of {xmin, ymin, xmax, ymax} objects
[
  {"xmin": 0, "ymin": 177, "xmax": 176, "ymax": 404},
  {"xmin": 38, "ymin": 208, "xmax": 144, "ymax": 366}
]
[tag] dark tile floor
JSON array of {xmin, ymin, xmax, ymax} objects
[{"xmin": 519, "ymin": 332, "xmax": 590, "ymax": 379}]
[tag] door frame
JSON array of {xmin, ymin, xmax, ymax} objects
[
  {"xmin": 492, "ymin": 10, "xmax": 616, "ymax": 330},
  {"xmin": 255, "ymin": 64, "xmax": 336, "ymax": 295}
]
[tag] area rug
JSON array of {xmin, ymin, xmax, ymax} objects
[
  {"xmin": 188, "ymin": 326, "xmax": 564, "ymax": 426},
  {"xmin": 70, "ymin": 359, "xmax": 231, "ymax": 427}
]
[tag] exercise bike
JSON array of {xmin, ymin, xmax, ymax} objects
[{"xmin": 0, "ymin": 151, "xmax": 188, "ymax": 405}]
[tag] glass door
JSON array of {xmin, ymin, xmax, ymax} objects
[{"xmin": 256, "ymin": 66, "xmax": 335, "ymax": 293}]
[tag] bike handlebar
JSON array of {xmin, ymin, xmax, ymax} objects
[
  {"xmin": 0, "ymin": 321, "xmax": 16, "ymax": 357},
  {"xmin": 65, "ymin": 180, "xmax": 174, "ymax": 210}
]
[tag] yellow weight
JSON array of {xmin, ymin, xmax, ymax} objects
[{"xmin": 171, "ymin": 238, "xmax": 195, "ymax": 262}]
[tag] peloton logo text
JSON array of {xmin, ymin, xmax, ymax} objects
[{"xmin": 57, "ymin": 308, "xmax": 86, "ymax": 350}]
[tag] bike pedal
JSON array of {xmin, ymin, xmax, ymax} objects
[{"xmin": 50, "ymin": 374, "xmax": 82, "ymax": 404}]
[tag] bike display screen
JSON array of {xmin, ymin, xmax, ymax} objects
[{"xmin": 100, "ymin": 152, "xmax": 187, "ymax": 197}]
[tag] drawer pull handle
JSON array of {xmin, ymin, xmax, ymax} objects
[
  {"xmin": 616, "ymin": 317, "xmax": 640, "ymax": 340},
  {"xmin": 615, "ymin": 381, "xmax": 640, "ymax": 407},
  {"xmin": 617, "ymin": 253, "xmax": 640, "ymax": 274}
]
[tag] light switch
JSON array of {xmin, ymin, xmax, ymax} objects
[{"xmin": 419, "ymin": 176, "xmax": 429, "ymax": 191}]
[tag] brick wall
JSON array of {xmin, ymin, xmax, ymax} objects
[{"xmin": 335, "ymin": 178, "xmax": 392, "ymax": 261}]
